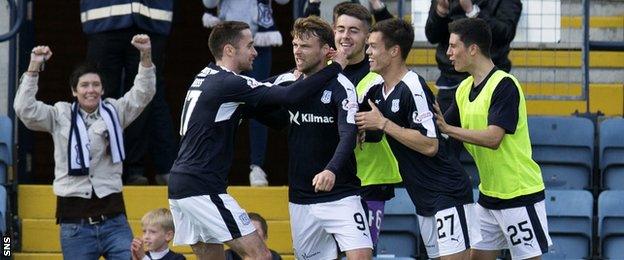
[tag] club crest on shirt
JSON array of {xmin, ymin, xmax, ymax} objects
[
  {"xmin": 239, "ymin": 213, "xmax": 251, "ymax": 226},
  {"xmin": 391, "ymin": 99, "xmax": 400, "ymax": 112},
  {"xmin": 321, "ymin": 90, "xmax": 332, "ymax": 104}
]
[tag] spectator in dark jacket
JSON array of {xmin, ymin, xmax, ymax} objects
[
  {"xmin": 426, "ymin": 0, "xmax": 521, "ymax": 159},
  {"xmin": 425, "ymin": 0, "xmax": 522, "ymax": 114},
  {"xmin": 81, "ymin": 0, "xmax": 177, "ymax": 185}
]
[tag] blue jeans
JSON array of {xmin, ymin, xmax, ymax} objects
[
  {"xmin": 60, "ymin": 214, "xmax": 133, "ymax": 260},
  {"xmin": 247, "ymin": 47, "xmax": 272, "ymax": 167}
]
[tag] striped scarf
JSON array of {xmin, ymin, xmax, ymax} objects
[{"xmin": 68, "ymin": 100, "xmax": 125, "ymax": 176}]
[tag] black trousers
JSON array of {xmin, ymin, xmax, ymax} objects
[{"xmin": 86, "ymin": 27, "xmax": 177, "ymax": 178}]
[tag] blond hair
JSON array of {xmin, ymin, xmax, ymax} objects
[{"xmin": 141, "ymin": 208, "xmax": 174, "ymax": 232}]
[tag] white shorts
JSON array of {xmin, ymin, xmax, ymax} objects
[
  {"xmin": 289, "ymin": 195, "xmax": 373, "ymax": 260},
  {"xmin": 472, "ymin": 200, "xmax": 553, "ymax": 259},
  {"xmin": 169, "ymin": 194, "xmax": 256, "ymax": 245},
  {"xmin": 418, "ymin": 204, "xmax": 482, "ymax": 258}
]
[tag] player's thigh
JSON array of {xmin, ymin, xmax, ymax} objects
[
  {"xmin": 314, "ymin": 196, "xmax": 373, "ymax": 252},
  {"xmin": 493, "ymin": 201, "xmax": 551, "ymax": 259},
  {"xmin": 470, "ymin": 249, "xmax": 499, "ymax": 260},
  {"xmin": 170, "ymin": 194, "xmax": 256, "ymax": 244},
  {"xmin": 191, "ymin": 242, "xmax": 225, "ymax": 260},
  {"xmin": 344, "ymin": 247, "xmax": 372, "ymax": 260},
  {"xmin": 226, "ymin": 231, "xmax": 271, "ymax": 259},
  {"xmin": 418, "ymin": 204, "xmax": 481, "ymax": 259},
  {"xmin": 471, "ymin": 203, "xmax": 508, "ymax": 253},
  {"xmin": 289, "ymin": 202, "xmax": 338, "ymax": 260}
]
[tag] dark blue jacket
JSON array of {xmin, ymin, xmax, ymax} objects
[{"xmin": 80, "ymin": 0, "xmax": 173, "ymax": 35}]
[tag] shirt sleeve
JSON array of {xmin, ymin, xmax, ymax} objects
[
  {"xmin": 255, "ymin": 63, "xmax": 342, "ymax": 106},
  {"xmin": 488, "ymin": 77, "xmax": 519, "ymax": 134},
  {"xmin": 111, "ymin": 64, "xmax": 157, "ymax": 128},
  {"xmin": 244, "ymin": 105, "xmax": 290, "ymax": 131},
  {"xmin": 325, "ymin": 81, "xmax": 358, "ymax": 174},
  {"xmin": 406, "ymin": 76, "xmax": 437, "ymax": 138},
  {"xmin": 13, "ymin": 74, "xmax": 57, "ymax": 132}
]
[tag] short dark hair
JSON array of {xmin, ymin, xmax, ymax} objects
[
  {"xmin": 291, "ymin": 16, "xmax": 335, "ymax": 49},
  {"xmin": 333, "ymin": 2, "xmax": 372, "ymax": 29},
  {"xmin": 448, "ymin": 18, "xmax": 492, "ymax": 58},
  {"xmin": 248, "ymin": 212, "xmax": 268, "ymax": 238},
  {"xmin": 69, "ymin": 62, "xmax": 103, "ymax": 91},
  {"xmin": 371, "ymin": 18, "xmax": 414, "ymax": 60},
  {"xmin": 208, "ymin": 21, "xmax": 250, "ymax": 60}
]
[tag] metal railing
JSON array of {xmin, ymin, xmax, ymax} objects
[
  {"xmin": 1, "ymin": 0, "xmax": 25, "ymax": 249},
  {"xmin": 0, "ymin": 0, "xmax": 25, "ymax": 42}
]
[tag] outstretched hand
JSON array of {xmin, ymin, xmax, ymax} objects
[
  {"xmin": 131, "ymin": 34, "xmax": 152, "ymax": 52},
  {"xmin": 432, "ymin": 101, "xmax": 450, "ymax": 133}
]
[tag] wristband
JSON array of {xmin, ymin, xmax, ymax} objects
[{"xmin": 466, "ymin": 4, "xmax": 480, "ymax": 18}]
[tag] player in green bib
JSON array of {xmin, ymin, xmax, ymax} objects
[
  {"xmin": 434, "ymin": 18, "xmax": 552, "ymax": 259},
  {"xmin": 321, "ymin": 3, "xmax": 401, "ymax": 247}
]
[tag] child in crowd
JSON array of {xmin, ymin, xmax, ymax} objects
[{"xmin": 131, "ymin": 208, "xmax": 186, "ymax": 260}]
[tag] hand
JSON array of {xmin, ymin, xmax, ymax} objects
[
  {"xmin": 130, "ymin": 238, "xmax": 145, "ymax": 260},
  {"xmin": 329, "ymin": 47, "xmax": 348, "ymax": 69},
  {"xmin": 357, "ymin": 130, "xmax": 366, "ymax": 150},
  {"xmin": 459, "ymin": 0, "xmax": 474, "ymax": 13},
  {"xmin": 30, "ymin": 46, "xmax": 52, "ymax": 64},
  {"xmin": 369, "ymin": 0, "xmax": 385, "ymax": 10},
  {"xmin": 131, "ymin": 34, "xmax": 152, "ymax": 52},
  {"xmin": 433, "ymin": 101, "xmax": 450, "ymax": 133},
  {"xmin": 435, "ymin": 0, "xmax": 449, "ymax": 17},
  {"xmin": 355, "ymin": 100, "xmax": 388, "ymax": 131},
  {"xmin": 202, "ymin": 12, "xmax": 221, "ymax": 28},
  {"xmin": 312, "ymin": 170, "xmax": 335, "ymax": 192},
  {"xmin": 293, "ymin": 69, "xmax": 303, "ymax": 79}
]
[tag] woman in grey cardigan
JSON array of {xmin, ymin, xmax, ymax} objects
[{"xmin": 14, "ymin": 34, "xmax": 155, "ymax": 259}]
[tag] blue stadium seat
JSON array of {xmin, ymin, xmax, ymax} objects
[
  {"xmin": 598, "ymin": 190, "xmax": 624, "ymax": 259},
  {"xmin": 459, "ymin": 148, "xmax": 479, "ymax": 188},
  {"xmin": 528, "ymin": 116, "xmax": 594, "ymax": 189},
  {"xmin": 0, "ymin": 115, "xmax": 12, "ymax": 185},
  {"xmin": 599, "ymin": 118, "xmax": 624, "ymax": 189},
  {"xmin": 542, "ymin": 190, "xmax": 593, "ymax": 259},
  {"xmin": 378, "ymin": 188, "xmax": 419, "ymax": 258}
]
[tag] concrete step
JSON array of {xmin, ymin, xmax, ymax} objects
[
  {"xmin": 17, "ymin": 185, "xmax": 294, "ymax": 255},
  {"xmin": 18, "ymin": 185, "xmax": 290, "ymax": 220},
  {"xmin": 425, "ymin": 82, "xmax": 623, "ymax": 116},
  {"xmin": 412, "ymin": 66, "xmax": 623, "ymax": 85},
  {"xmin": 392, "ymin": 0, "xmax": 624, "ymax": 17},
  {"xmin": 19, "ymin": 219, "xmax": 293, "ymax": 254},
  {"xmin": 406, "ymin": 49, "xmax": 624, "ymax": 69}
]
